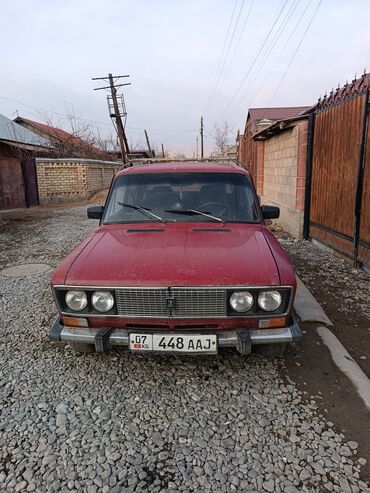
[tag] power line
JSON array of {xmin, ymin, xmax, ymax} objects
[
  {"xmin": 224, "ymin": 0, "xmax": 302, "ymax": 123},
  {"xmin": 268, "ymin": 0, "xmax": 323, "ymax": 104},
  {"xmin": 204, "ymin": 0, "xmax": 239, "ymax": 113},
  {"xmin": 217, "ymin": 0, "xmax": 291, "ymax": 122},
  {"xmin": 223, "ymin": 0, "xmax": 255, "ymax": 80},
  {"xmin": 0, "ymin": 95, "xmax": 114, "ymax": 129},
  {"xmin": 208, "ymin": 0, "xmax": 254, "ymax": 121},
  {"xmin": 0, "ymin": 94, "xmax": 198, "ymax": 136},
  {"xmin": 220, "ymin": 0, "xmax": 293, "ymax": 122},
  {"xmin": 244, "ymin": 0, "xmax": 313, "ymax": 110},
  {"xmin": 127, "ymin": 127, "xmax": 198, "ymax": 133},
  {"xmin": 207, "ymin": 0, "xmax": 246, "ymax": 114}
]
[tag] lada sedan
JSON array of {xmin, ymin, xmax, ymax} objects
[{"xmin": 50, "ymin": 161, "xmax": 302, "ymax": 357}]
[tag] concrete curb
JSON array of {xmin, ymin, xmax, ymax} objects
[
  {"xmin": 317, "ymin": 326, "xmax": 370, "ymax": 412},
  {"xmin": 294, "ymin": 276, "xmax": 333, "ymax": 326},
  {"xmin": 294, "ymin": 276, "xmax": 370, "ymax": 411}
]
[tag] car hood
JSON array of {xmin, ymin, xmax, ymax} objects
[{"xmin": 64, "ymin": 223, "xmax": 281, "ymax": 286}]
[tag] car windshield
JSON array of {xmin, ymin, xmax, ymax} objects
[{"xmin": 103, "ymin": 172, "xmax": 260, "ymax": 224}]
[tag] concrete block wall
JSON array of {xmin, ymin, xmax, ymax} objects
[
  {"xmin": 36, "ymin": 158, "xmax": 120, "ymax": 205},
  {"xmin": 85, "ymin": 165, "xmax": 116, "ymax": 193},
  {"xmin": 260, "ymin": 120, "xmax": 308, "ymax": 238}
]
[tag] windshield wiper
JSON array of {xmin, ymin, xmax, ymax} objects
[
  {"xmin": 118, "ymin": 202, "xmax": 165, "ymax": 223},
  {"xmin": 164, "ymin": 208, "xmax": 223, "ymax": 223}
]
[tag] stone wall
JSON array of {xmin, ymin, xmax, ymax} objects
[
  {"xmin": 36, "ymin": 158, "xmax": 120, "ymax": 205},
  {"xmin": 260, "ymin": 120, "xmax": 308, "ymax": 238}
]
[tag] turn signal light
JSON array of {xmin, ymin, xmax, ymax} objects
[
  {"xmin": 258, "ymin": 317, "xmax": 286, "ymax": 329},
  {"xmin": 62, "ymin": 316, "xmax": 89, "ymax": 328}
]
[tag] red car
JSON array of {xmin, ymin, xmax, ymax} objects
[{"xmin": 50, "ymin": 161, "xmax": 302, "ymax": 356}]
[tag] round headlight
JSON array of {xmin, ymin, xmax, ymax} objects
[
  {"xmin": 258, "ymin": 291, "xmax": 282, "ymax": 311},
  {"xmin": 65, "ymin": 290, "xmax": 87, "ymax": 311},
  {"xmin": 230, "ymin": 291, "xmax": 254, "ymax": 313},
  {"xmin": 91, "ymin": 291, "xmax": 114, "ymax": 313}
]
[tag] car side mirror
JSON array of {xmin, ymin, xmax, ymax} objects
[
  {"xmin": 261, "ymin": 205, "xmax": 280, "ymax": 219},
  {"xmin": 87, "ymin": 205, "xmax": 104, "ymax": 220}
]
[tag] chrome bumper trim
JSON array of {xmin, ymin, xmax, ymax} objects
[{"xmin": 50, "ymin": 315, "xmax": 302, "ymax": 353}]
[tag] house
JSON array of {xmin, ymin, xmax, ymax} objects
[
  {"xmin": 0, "ymin": 113, "xmax": 50, "ymax": 209},
  {"xmin": 217, "ymin": 144, "xmax": 237, "ymax": 160},
  {"xmin": 252, "ymin": 113, "xmax": 310, "ymax": 238},
  {"xmin": 240, "ymin": 73, "xmax": 370, "ymax": 271},
  {"xmin": 14, "ymin": 116, "xmax": 111, "ymax": 161},
  {"xmin": 128, "ymin": 149, "xmax": 156, "ymax": 159},
  {"xmin": 237, "ymin": 106, "xmax": 309, "ymax": 189},
  {"xmin": 108, "ymin": 149, "xmax": 156, "ymax": 160}
]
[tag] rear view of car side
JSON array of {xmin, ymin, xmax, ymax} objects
[{"xmin": 50, "ymin": 161, "xmax": 302, "ymax": 357}]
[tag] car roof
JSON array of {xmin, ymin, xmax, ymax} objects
[{"xmin": 116, "ymin": 160, "xmax": 250, "ymax": 177}]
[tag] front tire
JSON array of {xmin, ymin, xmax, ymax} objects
[
  {"xmin": 256, "ymin": 343, "xmax": 286, "ymax": 358},
  {"xmin": 70, "ymin": 342, "xmax": 96, "ymax": 354}
]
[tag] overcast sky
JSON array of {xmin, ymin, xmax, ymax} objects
[{"xmin": 1, "ymin": 0, "xmax": 369, "ymax": 156}]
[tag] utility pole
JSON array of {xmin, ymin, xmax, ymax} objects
[
  {"xmin": 92, "ymin": 73, "xmax": 131, "ymax": 164},
  {"xmin": 200, "ymin": 116, "xmax": 204, "ymax": 159},
  {"xmin": 144, "ymin": 130, "xmax": 153, "ymax": 158},
  {"xmin": 196, "ymin": 136, "xmax": 199, "ymax": 158},
  {"xmin": 161, "ymin": 143, "xmax": 165, "ymax": 158}
]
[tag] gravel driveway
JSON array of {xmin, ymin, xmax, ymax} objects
[{"xmin": 0, "ymin": 206, "xmax": 369, "ymax": 493}]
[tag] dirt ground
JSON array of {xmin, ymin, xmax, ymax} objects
[{"xmin": 284, "ymin": 323, "xmax": 370, "ymax": 481}]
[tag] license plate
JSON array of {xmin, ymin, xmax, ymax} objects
[{"xmin": 129, "ymin": 333, "xmax": 217, "ymax": 354}]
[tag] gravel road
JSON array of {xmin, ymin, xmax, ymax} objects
[{"xmin": 0, "ymin": 206, "xmax": 369, "ymax": 493}]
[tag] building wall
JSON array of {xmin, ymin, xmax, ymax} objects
[
  {"xmin": 238, "ymin": 119, "xmax": 268, "ymax": 197},
  {"xmin": 36, "ymin": 158, "xmax": 120, "ymax": 205},
  {"xmin": 260, "ymin": 120, "xmax": 308, "ymax": 238}
]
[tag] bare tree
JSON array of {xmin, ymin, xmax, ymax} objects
[
  {"xmin": 154, "ymin": 144, "xmax": 170, "ymax": 158},
  {"xmin": 35, "ymin": 106, "xmax": 114, "ymax": 160},
  {"xmin": 214, "ymin": 121, "xmax": 232, "ymax": 155},
  {"xmin": 94, "ymin": 130, "xmax": 120, "ymax": 153},
  {"xmin": 130, "ymin": 137, "xmax": 145, "ymax": 151}
]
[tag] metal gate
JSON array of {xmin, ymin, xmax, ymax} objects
[
  {"xmin": 305, "ymin": 91, "xmax": 369, "ymax": 268},
  {"xmin": 0, "ymin": 157, "xmax": 39, "ymax": 210},
  {"xmin": 0, "ymin": 156, "xmax": 26, "ymax": 209},
  {"xmin": 21, "ymin": 158, "xmax": 39, "ymax": 207},
  {"xmin": 359, "ymin": 118, "xmax": 370, "ymax": 266}
]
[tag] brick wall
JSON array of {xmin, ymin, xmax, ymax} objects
[
  {"xmin": 256, "ymin": 141, "xmax": 265, "ymax": 196},
  {"xmin": 36, "ymin": 158, "xmax": 120, "ymax": 205},
  {"xmin": 260, "ymin": 120, "xmax": 308, "ymax": 238}
]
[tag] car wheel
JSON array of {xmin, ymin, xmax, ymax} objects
[
  {"xmin": 256, "ymin": 343, "xmax": 286, "ymax": 358},
  {"xmin": 70, "ymin": 342, "xmax": 96, "ymax": 354}
]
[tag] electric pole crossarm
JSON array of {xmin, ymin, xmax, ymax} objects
[
  {"xmin": 92, "ymin": 72, "xmax": 131, "ymax": 164},
  {"xmin": 94, "ymin": 83, "xmax": 131, "ymax": 91},
  {"xmin": 92, "ymin": 75, "xmax": 130, "ymax": 80}
]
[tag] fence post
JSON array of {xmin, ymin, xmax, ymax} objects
[
  {"xmin": 303, "ymin": 112, "xmax": 316, "ymax": 240},
  {"xmin": 353, "ymin": 89, "xmax": 369, "ymax": 266}
]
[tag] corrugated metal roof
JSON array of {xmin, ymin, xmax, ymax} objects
[
  {"xmin": 15, "ymin": 116, "xmax": 106, "ymax": 157},
  {"xmin": 248, "ymin": 106, "xmax": 310, "ymax": 127},
  {"xmin": 0, "ymin": 113, "xmax": 50, "ymax": 147},
  {"xmin": 253, "ymin": 114, "xmax": 309, "ymax": 141}
]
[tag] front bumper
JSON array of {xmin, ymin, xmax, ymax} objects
[{"xmin": 49, "ymin": 314, "xmax": 302, "ymax": 354}]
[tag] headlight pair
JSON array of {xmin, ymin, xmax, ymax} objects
[
  {"xmin": 65, "ymin": 290, "xmax": 114, "ymax": 313},
  {"xmin": 230, "ymin": 290, "xmax": 282, "ymax": 313}
]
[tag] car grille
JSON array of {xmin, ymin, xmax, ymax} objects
[{"xmin": 115, "ymin": 287, "xmax": 227, "ymax": 318}]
